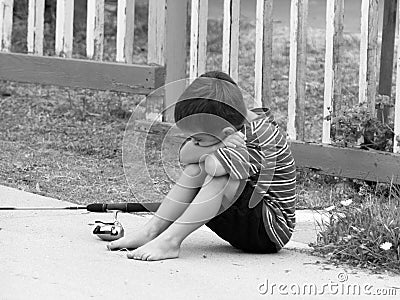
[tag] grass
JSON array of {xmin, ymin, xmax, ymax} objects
[
  {"xmin": 1, "ymin": 0, "xmax": 399, "ymax": 273},
  {"xmin": 311, "ymin": 183, "xmax": 400, "ymax": 274}
]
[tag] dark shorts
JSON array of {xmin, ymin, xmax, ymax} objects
[{"xmin": 205, "ymin": 181, "xmax": 277, "ymax": 253}]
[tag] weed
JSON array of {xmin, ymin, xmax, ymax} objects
[{"xmin": 330, "ymin": 102, "xmax": 395, "ymax": 151}]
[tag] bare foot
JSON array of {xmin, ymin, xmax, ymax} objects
[
  {"xmin": 107, "ymin": 229, "xmax": 158, "ymax": 251},
  {"xmin": 127, "ymin": 236, "xmax": 180, "ymax": 261}
]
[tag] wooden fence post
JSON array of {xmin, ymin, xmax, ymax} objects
[
  {"xmin": 27, "ymin": 0, "xmax": 45, "ymax": 55},
  {"xmin": 254, "ymin": 0, "xmax": 273, "ymax": 108},
  {"xmin": 222, "ymin": 0, "xmax": 240, "ymax": 82},
  {"xmin": 189, "ymin": 0, "xmax": 208, "ymax": 80},
  {"xmin": 148, "ymin": 0, "xmax": 187, "ymax": 122},
  {"xmin": 164, "ymin": 0, "xmax": 188, "ymax": 122},
  {"xmin": 55, "ymin": 0, "xmax": 74, "ymax": 58},
  {"xmin": 379, "ymin": 0, "xmax": 397, "ymax": 97},
  {"xmin": 0, "ymin": 0, "xmax": 13, "ymax": 52},
  {"xmin": 148, "ymin": 0, "xmax": 165, "ymax": 66},
  {"xmin": 322, "ymin": 0, "xmax": 344, "ymax": 144},
  {"xmin": 288, "ymin": 0, "xmax": 308, "ymax": 141},
  {"xmin": 116, "ymin": 0, "xmax": 135, "ymax": 64},
  {"xmin": 377, "ymin": 0, "xmax": 397, "ymax": 125},
  {"xmin": 359, "ymin": 0, "xmax": 379, "ymax": 115},
  {"xmin": 394, "ymin": 0, "xmax": 400, "ymax": 153},
  {"xmin": 86, "ymin": 0, "xmax": 104, "ymax": 61},
  {"xmin": 147, "ymin": 0, "xmax": 166, "ymax": 121}
]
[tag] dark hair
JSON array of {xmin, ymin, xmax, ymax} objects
[{"xmin": 174, "ymin": 71, "xmax": 246, "ymax": 133}]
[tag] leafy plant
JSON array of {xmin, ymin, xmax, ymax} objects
[{"xmin": 330, "ymin": 103, "xmax": 394, "ymax": 152}]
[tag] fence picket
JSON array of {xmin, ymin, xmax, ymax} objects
[
  {"xmin": 125, "ymin": 0, "xmax": 135, "ymax": 64},
  {"xmin": 148, "ymin": 0, "xmax": 165, "ymax": 65},
  {"xmin": 222, "ymin": 0, "xmax": 240, "ymax": 82},
  {"xmin": 254, "ymin": 0, "xmax": 273, "ymax": 108},
  {"xmin": 27, "ymin": 0, "xmax": 45, "ymax": 55},
  {"xmin": 164, "ymin": 0, "xmax": 188, "ymax": 122},
  {"xmin": 394, "ymin": 0, "xmax": 400, "ymax": 153},
  {"xmin": 55, "ymin": 0, "xmax": 74, "ymax": 58},
  {"xmin": 117, "ymin": 0, "xmax": 135, "ymax": 63},
  {"xmin": 116, "ymin": 0, "xmax": 126, "ymax": 62},
  {"xmin": 288, "ymin": 0, "xmax": 308, "ymax": 141},
  {"xmin": 359, "ymin": 0, "xmax": 379, "ymax": 114},
  {"xmin": 322, "ymin": 0, "xmax": 344, "ymax": 144},
  {"xmin": 379, "ymin": 0, "xmax": 397, "ymax": 97},
  {"xmin": 86, "ymin": 0, "xmax": 104, "ymax": 61},
  {"xmin": 0, "ymin": 0, "xmax": 13, "ymax": 52},
  {"xmin": 189, "ymin": 0, "xmax": 208, "ymax": 79}
]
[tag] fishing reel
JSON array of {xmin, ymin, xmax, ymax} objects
[{"xmin": 91, "ymin": 210, "xmax": 124, "ymax": 241}]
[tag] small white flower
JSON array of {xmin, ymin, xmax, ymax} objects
[
  {"xmin": 380, "ymin": 242, "xmax": 393, "ymax": 251},
  {"xmin": 340, "ymin": 199, "xmax": 353, "ymax": 206},
  {"xmin": 342, "ymin": 235, "xmax": 353, "ymax": 242},
  {"xmin": 325, "ymin": 205, "xmax": 336, "ymax": 212}
]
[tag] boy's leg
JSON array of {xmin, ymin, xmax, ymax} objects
[
  {"xmin": 108, "ymin": 163, "xmax": 209, "ymax": 250},
  {"xmin": 127, "ymin": 174, "xmax": 241, "ymax": 261}
]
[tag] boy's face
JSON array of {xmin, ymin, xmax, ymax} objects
[
  {"xmin": 189, "ymin": 133, "xmax": 223, "ymax": 147},
  {"xmin": 185, "ymin": 127, "xmax": 234, "ymax": 147}
]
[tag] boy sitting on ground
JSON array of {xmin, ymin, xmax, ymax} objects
[{"xmin": 108, "ymin": 71, "xmax": 296, "ymax": 260}]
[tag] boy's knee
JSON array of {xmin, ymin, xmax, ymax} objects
[
  {"xmin": 205, "ymin": 174, "xmax": 229, "ymax": 185},
  {"xmin": 183, "ymin": 163, "xmax": 206, "ymax": 177},
  {"xmin": 204, "ymin": 155, "xmax": 226, "ymax": 177},
  {"xmin": 205, "ymin": 174, "xmax": 239, "ymax": 192}
]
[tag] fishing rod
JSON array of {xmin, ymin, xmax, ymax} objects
[
  {"xmin": 0, "ymin": 202, "xmax": 161, "ymax": 242},
  {"xmin": 0, "ymin": 202, "xmax": 161, "ymax": 213}
]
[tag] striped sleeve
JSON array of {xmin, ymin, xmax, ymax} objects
[{"xmin": 212, "ymin": 145, "xmax": 264, "ymax": 180}]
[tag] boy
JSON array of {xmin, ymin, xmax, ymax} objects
[{"xmin": 108, "ymin": 71, "xmax": 296, "ymax": 260}]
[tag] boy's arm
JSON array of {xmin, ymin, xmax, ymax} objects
[
  {"xmin": 204, "ymin": 154, "xmax": 228, "ymax": 176},
  {"xmin": 179, "ymin": 140, "xmax": 224, "ymax": 165}
]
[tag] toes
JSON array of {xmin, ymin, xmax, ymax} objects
[
  {"xmin": 127, "ymin": 249, "xmax": 142, "ymax": 260},
  {"xmin": 107, "ymin": 237, "xmax": 127, "ymax": 251},
  {"xmin": 143, "ymin": 253, "xmax": 152, "ymax": 261}
]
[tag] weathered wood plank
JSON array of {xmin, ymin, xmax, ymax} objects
[
  {"xmin": 147, "ymin": 0, "xmax": 167, "ymax": 120},
  {"xmin": 254, "ymin": 0, "xmax": 273, "ymax": 108},
  {"xmin": 323, "ymin": 0, "xmax": 344, "ymax": 144},
  {"xmin": 164, "ymin": 0, "xmax": 188, "ymax": 122},
  {"xmin": 0, "ymin": 52, "xmax": 165, "ymax": 94},
  {"xmin": 379, "ymin": 0, "xmax": 397, "ymax": 97},
  {"xmin": 117, "ymin": 0, "xmax": 135, "ymax": 63},
  {"xmin": 27, "ymin": 0, "xmax": 45, "ymax": 55},
  {"xmin": 116, "ymin": 0, "xmax": 126, "ymax": 62},
  {"xmin": 124, "ymin": 0, "xmax": 136, "ymax": 64},
  {"xmin": 288, "ymin": 0, "xmax": 308, "ymax": 141},
  {"xmin": 189, "ymin": 0, "xmax": 208, "ymax": 79},
  {"xmin": 359, "ymin": 0, "xmax": 379, "ymax": 115},
  {"xmin": 288, "ymin": 0, "xmax": 299, "ymax": 140},
  {"xmin": 394, "ymin": 0, "xmax": 400, "ymax": 153},
  {"xmin": 0, "ymin": 0, "xmax": 13, "ymax": 52},
  {"xmin": 55, "ymin": 0, "xmax": 74, "ymax": 58},
  {"xmin": 148, "ymin": 0, "xmax": 165, "ymax": 65},
  {"xmin": 291, "ymin": 141, "xmax": 400, "ymax": 184},
  {"xmin": 86, "ymin": 0, "xmax": 104, "ymax": 61},
  {"xmin": 222, "ymin": 0, "xmax": 240, "ymax": 82},
  {"xmin": 133, "ymin": 120, "xmax": 400, "ymax": 184}
]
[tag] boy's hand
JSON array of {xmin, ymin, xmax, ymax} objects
[{"xmin": 222, "ymin": 132, "xmax": 246, "ymax": 148}]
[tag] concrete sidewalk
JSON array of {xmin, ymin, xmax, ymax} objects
[{"xmin": 1, "ymin": 185, "xmax": 399, "ymax": 299}]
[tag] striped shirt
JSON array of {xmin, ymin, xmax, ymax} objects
[{"xmin": 213, "ymin": 107, "xmax": 296, "ymax": 250}]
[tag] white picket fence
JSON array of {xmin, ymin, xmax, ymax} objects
[{"xmin": 0, "ymin": 0, "xmax": 400, "ymax": 153}]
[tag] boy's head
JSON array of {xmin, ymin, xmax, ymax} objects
[{"xmin": 174, "ymin": 71, "xmax": 246, "ymax": 146}]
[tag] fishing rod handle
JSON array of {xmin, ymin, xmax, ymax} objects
[{"xmin": 86, "ymin": 202, "xmax": 160, "ymax": 213}]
